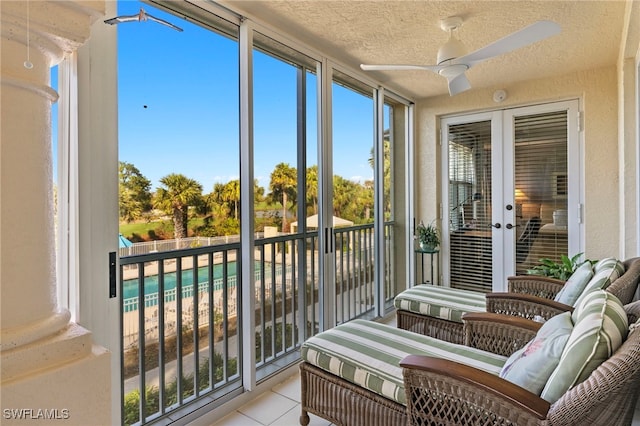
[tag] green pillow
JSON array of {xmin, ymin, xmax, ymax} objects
[
  {"xmin": 593, "ymin": 257, "xmax": 625, "ymax": 276},
  {"xmin": 553, "ymin": 262, "xmax": 593, "ymax": 306},
  {"xmin": 540, "ymin": 290, "xmax": 628, "ymax": 403},
  {"xmin": 499, "ymin": 311, "xmax": 573, "ymax": 395},
  {"xmin": 571, "ymin": 261, "xmax": 623, "ymax": 312}
]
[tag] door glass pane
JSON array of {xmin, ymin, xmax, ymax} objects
[
  {"xmin": 382, "ymin": 99, "xmax": 406, "ymax": 303},
  {"xmin": 332, "ymin": 73, "xmax": 375, "ymax": 324},
  {"xmin": 514, "ymin": 111, "xmax": 568, "ymax": 273},
  {"xmin": 117, "ymin": 4, "xmax": 241, "ymax": 422},
  {"xmin": 253, "ymin": 34, "xmax": 320, "ymax": 377},
  {"xmin": 448, "ymin": 121, "xmax": 493, "ymax": 292}
]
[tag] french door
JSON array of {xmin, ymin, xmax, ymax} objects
[{"xmin": 441, "ymin": 100, "xmax": 582, "ymax": 292}]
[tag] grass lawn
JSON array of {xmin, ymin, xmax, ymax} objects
[{"xmin": 120, "ymin": 218, "xmax": 205, "ymax": 241}]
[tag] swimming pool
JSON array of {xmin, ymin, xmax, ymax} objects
[{"xmin": 122, "ymin": 261, "xmax": 276, "ymax": 312}]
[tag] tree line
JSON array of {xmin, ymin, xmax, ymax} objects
[{"xmin": 119, "ymin": 161, "xmax": 378, "ymax": 241}]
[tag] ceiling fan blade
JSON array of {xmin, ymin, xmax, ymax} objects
[
  {"xmin": 360, "ymin": 64, "xmax": 441, "ymax": 72},
  {"xmin": 457, "ymin": 20, "xmax": 561, "ymax": 66},
  {"xmin": 447, "ymin": 73, "xmax": 471, "ymax": 96}
]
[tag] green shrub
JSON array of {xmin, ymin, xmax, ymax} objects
[
  {"xmin": 123, "ymin": 354, "xmax": 238, "ymax": 425},
  {"xmin": 526, "ymin": 253, "xmax": 590, "ymax": 280}
]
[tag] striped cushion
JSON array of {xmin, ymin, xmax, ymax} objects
[
  {"xmin": 541, "ymin": 290, "xmax": 628, "ymax": 403},
  {"xmin": 301, "ymin": 319, "xmax": 506, "ymax": 405},
  {"xmin": 572, "ymin": 260, "xmax": 624, "ymax": 311},
  {"xmin": 394, "ymin": 284, "xmax": 487, "ymax": 323},
  {"xmin": 593, "ymin": 257, "xmax": 625, "ymax": 275}
]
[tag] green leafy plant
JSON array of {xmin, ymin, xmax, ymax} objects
[
  {"xmin": 416, "ymin": 220, "xmax": 439, "ymax": 249},
  {"xmin": 526, "ymin": 252, "xmax": 588, "ymax": 280}
]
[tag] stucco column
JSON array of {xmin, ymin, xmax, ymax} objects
[
  {"xmin": 1, "ymin": 2, "xmax": 111, "ymax": 424},
  {"xmin": 0, "ymin": 0, "xmax": 102, "ymax": 348}
]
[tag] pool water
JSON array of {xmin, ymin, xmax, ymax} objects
[{"xmin": 122, "ymin": 261, "xmax": 275, "ymax": 301}]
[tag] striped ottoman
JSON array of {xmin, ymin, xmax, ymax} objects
[
  {"xmin": 301, "ymin": 319, "xmax": 505, "ymax": 406},
  {"xmin": 394, "ymin": 284, "xmax": 487, "ymax": 343}
]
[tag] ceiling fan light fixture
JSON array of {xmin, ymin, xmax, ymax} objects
[{"xmin": 438, "ymin": 63, "xmax": 468, "ymax": 78}]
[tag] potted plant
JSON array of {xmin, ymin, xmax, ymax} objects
[
  {"xmin": 416, "ymin": 220, "xmax": 440, "ymax": 251},
  {"xmin": 526, "ymin": 252, "xmax": 588, "ymax": 280}
]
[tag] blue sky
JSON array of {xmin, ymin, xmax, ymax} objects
[{"xmin": 115, "ymin": 0, "xmax": 377, "ymax": 193}]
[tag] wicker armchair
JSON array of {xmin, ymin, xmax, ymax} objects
[
  {"xmin": 401, "ymin": 301, "xmax": 640, "ymax": 426},
  {"xmin": 487, "ymin": 256, "xmax": 640, "ymax": 321}
]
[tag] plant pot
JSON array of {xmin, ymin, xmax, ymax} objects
[{"xmin": 419, "ymin": 242, "xmax": 436, "ymax": 251}]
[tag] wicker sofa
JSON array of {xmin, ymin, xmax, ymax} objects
[
  {"xmin": 395, "ymin": 257, "xmax": 640, "ymax": 344},
  {"xmin": 299, "ymin": 297, "xmax": 640, "ymax": 426}
]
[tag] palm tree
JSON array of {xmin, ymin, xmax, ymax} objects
[
  {"xmin": 306, "ymin": 165, "xmax": 318, "ymax": 214},
  {"xmin": 222, "ymin": 179, "xmax": 240, "ymax": 219},
  {"xmin": 154, "ymin": 173, "xmax": 203, "ymax": 239},
  {"xmin": 269, "ymin": 162, "xmax": 297, "ymax": 232}
]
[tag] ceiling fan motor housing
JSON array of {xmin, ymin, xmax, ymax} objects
[{"xmin": 437, "ymin": 38, "xmax": 467, "ymax": 64}]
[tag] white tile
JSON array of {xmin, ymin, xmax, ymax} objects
[
  {"xmin": 269, "ymin": 406, "xmax": 332, "ymax": 426},
  {"xmin": 212, "ymin": 411, "xmax": 263, "ymax": 426},
  {"xmin": 272, "ymin": 374, "xmax": 301, "ymax": 403},
  {"xmin": 238, "ymin": 391, "xmax": 298, "ymax": 425}
]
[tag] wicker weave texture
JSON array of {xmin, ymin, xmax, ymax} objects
[
  {"xmin": 397, "ymin": 309, "xmax": 464, "ymax": 344},
  {"xmin": 403, "ymin": 370, "xmax": 544, "ymax": 426},
  {"xmin": 608, "ymin": 257, "xmax": 640, "ymax": 305},
  {"xmin": 486, "ymin": 297, "xmax": 568, "ymax": 321},
  {"xmin": 507, "ymin": 276, "xmax": 565, "ymax": 299},
  {"xmin": 464, "ymin": 318, "xmax": 538, "ymax": 357},
  {"xmin": 299, "ymin": 362, "xmax": 406, "ymax": 426}
]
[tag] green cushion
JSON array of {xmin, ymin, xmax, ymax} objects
[
  {"xmin": 499, "ymin": 311, "xmax": 573, "ymax": 395},
  {"xmin": 553, "ymin": 262, "xmax": 594, "ymax": 306},
  {"xmin": 301, "ymin": 319, "xmax": 506, "ymax": 405},
  {"xmin": 572, "ymin": 260, "xmax": 623, "ymax": 311},
  {"xmin": 394, "ymin": 284, "xmax": 486, "ymax": 323},
  {"xmin": 593, "ymin": 257, "xmax": 625, "ymax": 276},
  {"xmin": 540, "ymin": 290, "xmax": 628, "ymax": 403}
]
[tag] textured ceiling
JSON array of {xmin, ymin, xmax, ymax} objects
[{"xmin": 223, "ymin": 0, "xmax": 627, "ymax": 100}]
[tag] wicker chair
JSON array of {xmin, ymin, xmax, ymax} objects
[
  {"xmin": 397, "ymin": 257, "xmax": 640, "ymax": 343},
  {"xmin": 401, "ymin": 300, "xmax": 640, "ymax": 426}
]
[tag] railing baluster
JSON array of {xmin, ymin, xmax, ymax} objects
[
  {"xmin": 175, "ymin": 257, "xmax": 183, "ymax": 406},
  {"xmin": 137, "ymin": 263, "xmax": 146, "ymax": 423},
  {"xmin": 192, "ymin": 253, "xmax": 199, "ymax": 397},
  {"xmin": 157, "ymin": 261, "xmax": 166, "ymax": 414},
  {"xmin": 207, "ymin": 252, "xmax": 214, "ymax": 389}
]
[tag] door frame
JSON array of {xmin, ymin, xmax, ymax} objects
[{"xmin": 440, "ymin": 99, "xmax": 584, "ymax": 291}]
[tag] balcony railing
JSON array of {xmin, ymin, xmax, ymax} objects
[{"xmin": 120, "ymin": 222, "xmax": 396, "ymax": 425}]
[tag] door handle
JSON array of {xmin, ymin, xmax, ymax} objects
[
  {"xmin": 506, "ymin": 223, "xmax": 514, "ymax": 229},
  {"xmin": 491, "ymin": 223, "xmax": 501, "ymax": 229}
]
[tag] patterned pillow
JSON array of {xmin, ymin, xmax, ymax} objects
[
  {"xmin": 499, "ymin": 311, "xmax": 573, "ymax": 395},
  {"xmin": 553, "ymin": 262, "xmax": 594, "ymax": 306},
  {"xmin": 571, "ymin": 260, "xmax": 623, "ymax": 313},
  {"xmin": 540, "ymin": 290, "xmax": 628, "ymax": 403}
]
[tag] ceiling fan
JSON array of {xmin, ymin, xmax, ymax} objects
[{"xmin": 360, "ymin": 17, "xmax": 561, "ymax": 96}]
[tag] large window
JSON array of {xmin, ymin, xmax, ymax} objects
[{"xmin": 110, "ymin": 1, "xmax": 411, "ymax": 423}]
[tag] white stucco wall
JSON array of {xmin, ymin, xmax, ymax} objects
[{"xmin": 415, "ymin": 66, "xmax": 619, "ymax": 260}]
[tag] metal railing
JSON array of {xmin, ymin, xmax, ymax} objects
[{"xmin": 120, "ymin": 222, "xmax": 396, "ymax": 425}]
